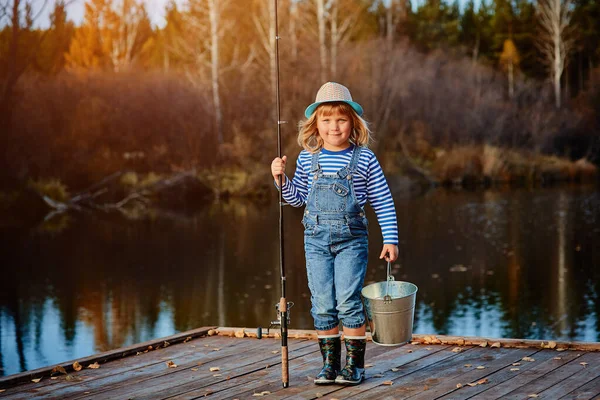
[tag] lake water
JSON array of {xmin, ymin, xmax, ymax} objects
[{"xmin": 1, "ymin": 184, "xmax": 599, "ymax": 376}]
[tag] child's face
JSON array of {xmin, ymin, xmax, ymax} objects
[{"xmin": 317, "ymin": 110, "xmax": 352, "ymax": 151}]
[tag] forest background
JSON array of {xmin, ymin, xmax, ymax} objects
[{"xmin": 1, "ymin": 0, "xmax": 599, "ymax": 207}]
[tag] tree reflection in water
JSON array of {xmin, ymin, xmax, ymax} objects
[{"xmin": 1, "ymin": 186, "xmax": 599, "ymax": 375}]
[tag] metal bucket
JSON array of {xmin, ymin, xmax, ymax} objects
[{"xmin": 361, "ymin": 269, "xmax": 418, "ymax": 346}]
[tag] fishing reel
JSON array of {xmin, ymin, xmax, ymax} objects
[{"xmin": 257, "ymin": 301, "xmax": 294, "ymax": 339}]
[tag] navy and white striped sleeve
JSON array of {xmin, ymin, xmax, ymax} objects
[
  {"xmin": 280, "ymin": 154, "xmax": 308, "ymax": 207},
  {"xmin": 366, "ymin": 153, "xmax": 398, "ymax": 245}
]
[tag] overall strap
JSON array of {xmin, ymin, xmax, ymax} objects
[
  {"xmin": 310, "ymin": 151, "xmax": 320, "ymax": 174},
  {"xmin": 348, "ymin": 146, "xmax": 363, "ymax": 174},
  {"xmin": 337, "ymin": 145, "xmax": 362, "ymax": 179}
]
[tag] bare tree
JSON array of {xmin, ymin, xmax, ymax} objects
[
  {"xmin": 107, "ymin": 0, "xmax": 147, "ymax": 72},
  {"xmin": 329, "ymin": 0, "xmax": 364, "ymax": 79},
  {"xmin": 253, "ymin": 0, "xmax": 277, "ymax": 116},
  {"xmin": 536, "ymin": 0, "xmax": 574, "ymax": 109},
  {"xmin": 174, "ymin": 0, "xmax": 231, "ymax": 144},
  {"xmin": 316, "ymin": 0, "xmax": 328, "ymax": 83}
]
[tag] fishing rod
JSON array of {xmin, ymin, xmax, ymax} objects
[
  {"xmin": 256, "ymin": 0, "xmax": 292, "ymax": 389},
  {"xmin": 274, "ymin": 0, "xmax": 290, "ymax": 388}
]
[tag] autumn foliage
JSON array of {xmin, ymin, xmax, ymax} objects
[{"xmin": 0, "ymin": 0, "xmax": 599, "ymax": 196}]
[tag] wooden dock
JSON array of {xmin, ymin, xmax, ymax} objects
[{"xmin": 1, "ymin": 327, "xmax": 599, "ymax": 399}]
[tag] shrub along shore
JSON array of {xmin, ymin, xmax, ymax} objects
[{"xmin": 2, "ymin": 145, "xmax": 596, "ymax": 218}]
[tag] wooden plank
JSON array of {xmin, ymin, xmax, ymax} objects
[
  {"xmin": 497, "ymin": 352, "xmax": 600, "ymax": 400},
  {"xmin": 347, "ymin": 346, "xmax": 532, "ymax": 399},
  {"xmin": 404, "ymin": 347, "xmax": 539, "ymax": 400},
  {"xmin": 217, "ymin": 329, "xmax": 600, "ymax": 351},
  {"xmin": 436, "ymin": 348, "xmax": 566, "ymax": 400},
  {"xmin": 409, "ymin": 335, "xmax": 600, "ymax": 352},
  {"xmin": 1, "ymin": 335, "xmax": 265, "ymax": 400},
  {"xmin": 0, "ymin": 326, "xmax": 216, "ymax": 389},
  {"xmin": 0, "ymin": 334, "xmax": 238, "ymax": 397},
  {"xmin": 275, "ymin": 344, "xmax": 457, "ymax": 399},
  {"xmin": 468, "ymin": 349, "xmax": 585, "ymax": 400},
  {"xmin": 211, "ymin": 340, "xmax": 396, "ymax": 400},
  {"xmin": 559, "ymin": 376, "xmax": 600, "ymax": 400},
  {"xmin": 535, "ymin": 355, "xmax": 600, "ymax": 399},
  {"xmin": 171, "ymin": 345, "xmax": 326, "ymax": 399},
  {"xmin": 82, "ymin": 339, "xmax": 315, "ymax": 400}
]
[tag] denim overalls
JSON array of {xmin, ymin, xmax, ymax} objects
[{"xmin": 302, "ymin": 145, "xmax": 369, "ymax": 331}]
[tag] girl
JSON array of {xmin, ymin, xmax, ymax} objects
[{"xmin": 271, "ymin": 82, "xmax": 399, "ymax": 386}]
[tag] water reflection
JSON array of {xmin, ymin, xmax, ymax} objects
[{"xmin": 1, "ymin": 185, "xmax": 599, "ymax": 375}]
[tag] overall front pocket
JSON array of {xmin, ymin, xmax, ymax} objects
[{"xmin": 314, "ymin": 183, "xmax": 348, "ymax": 212}]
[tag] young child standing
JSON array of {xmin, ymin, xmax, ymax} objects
[{"xmin": 271, "ymin": 82, "xmax": 399, "ymax": 386}]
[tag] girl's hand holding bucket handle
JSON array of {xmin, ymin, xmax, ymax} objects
[
  {"xmin": 271, "ymin": 155, "xmax": 287, "ymax": 186},
  {"xmin": 380, "ymin": 244, "xmax": 399, "ymax": 262}
]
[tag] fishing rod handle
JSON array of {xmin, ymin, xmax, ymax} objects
[{"xmin": 282, "ymin": 345, "xmax": 289, "ymax": 387}]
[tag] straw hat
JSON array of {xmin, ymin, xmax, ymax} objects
[{"xmin": 304, "ymin": 82, "xmax": 364, "ymax": 118}]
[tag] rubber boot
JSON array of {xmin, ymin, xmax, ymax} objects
[
  {"xmin": 335, "ymin": 336, "xmax": 366, "ymax": 385},
  {"xmin": 314, "ymin": 335, "xmax": 341, "ymax": 384}
]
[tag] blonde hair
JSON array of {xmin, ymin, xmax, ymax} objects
[{"xmin": 298, "ymin": 102, "xmax": 372, "ymax": 153}]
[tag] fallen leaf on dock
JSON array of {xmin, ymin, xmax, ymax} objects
[
  {"xmin": 184, "ymin": 336, "xmax": 192, "ymax": 343},
  {"xmin": 553, "ymin": 357, "xmax": 562, "ymax": 360},
  {"xmin": 165, "ymin": 361, "xmax": 177, "ymax": 368},
  {"xmin": 191, "ymin": 368, "xmax": 199, "ymax": 371},
  {"xmin": 252, "ymin": 391, "xmax": 271, "ymax": 396},
  {"xmin": 213, "ymin": 374, "xmax": 222, "ymax": 377},
  {"xmin": 271, "ymin": 350, "xmax": 279, "ymax": 354},
  {"xmin": 208, "ymin": 329, "xmax": 217, "ymax": 336},
  {"xmin": 31, "ymin": 378, "xmax": 42, "ymax": 383},
  {"xmin": 452, "ymin": 347, "xmax": 463, "ymax": 353},
  {"xmin": 382, "ymin": 381, "xmax": 393, "ymax": 385},
  {"xmin": 476, "ymin": 366, "xmax": 485, "ymax": 370},
  {"xmin": 65, "ymin": 374, "xmax": 80, "ymax": 382},
  {"xmin": 522, "ymin": 357, "xmax": 535, "ymax": 362},
  {"xmin": 556, "ymin": 348, "xmax": 566, "ymax": 352},
  {"xmin": 426, "ymin": 347, "xmax": 432, "ymax": 350},
  {"xmin": 467, "ymin": 382, "xmax": 477, "ymax": 387},
  {"xmin": 235, "ymin": 329, "xmax": 246, "ymax": 338},
  {"xmin": 163, "ymin": 341, "xmax": 170, "ymax": 348},
  {"xmin": 365, "ymin": 364, "xmax": 374, "ymax": 368},
  {"xmin": 0, "ymin": 389, "xmax": 5, "ymax": 393},
  {"xmin": 407, "ymin": 349, "xmax": 413, "ymax": 353},
  {"xmin": 87, "ymin": 362, "xmax": 100, "ymax": 369},
  {"xmin": 479, "ymin": 341, "xmax": 488, "ymax": 347},
  {"xmin": 456, "ymin": 383, "xmax": 463, "ymax": 388},
  {"xmin": 410, "ymin": 341, "xmax": 420, "ymax": 345},
  {"xmin": 52, "ymin": 365, "xmax": 67, "ymax": 375},
  {"xmin": 510, "ymin": 368, "xmax": 520, "ymax": 371},
  {"xmin": 528, "ymin": 394, "xmax": 539, "ymax": 398},
  {"xmin": 491, "ymin": 342, "xmax": 501, "ymax": 348},
  {"xmin": 391, "ymin": 368, "xmax": 400, "ymax": 372},
  {"xmin": 464, "ymin": 364, "xmax": 472, "ymax": 367},
  {"xmin": 423, "ymin": 335, "xmax": 441, "ymax": 344},
  {"xmin": 209, "ymin": 367, "xmax": 220, "ymax": 372},
  {"xmin": 212, "ymin": 348, "xmax": 221, "ymax": 351},
  {"xmin": 512, "ymin": 362, "xmax": 521, "ymax": 366},
  {"xmin": 545, "ymin": 341, "xmax": 557, "ymax": 349},
  {"xmin": 580, "ymin": 362, "xmax": 588, "ymax": 367},
  {"xmin": 72, "ymin": 362, "xmax": 82, "ymax": 372},
  {"xmin": 51, "ymin": 377, "xmax": 58, "ymax": 380}
]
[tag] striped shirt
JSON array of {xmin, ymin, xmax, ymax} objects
[{"xmin": 281, "ymin": 145, "xmax": 398, "ymax": 244}]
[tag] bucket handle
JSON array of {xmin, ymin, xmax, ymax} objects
[
  {"xmin": 386, "ymin": 261, "xmax": 395, "ymax": 282},
  {"xmin": 384, "ymin": 261, "xmax": 395, "ymax": 304}
]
